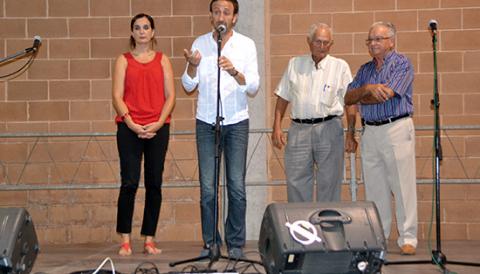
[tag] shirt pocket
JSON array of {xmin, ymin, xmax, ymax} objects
[{"xmin": 318, "ymin": 83, "xmax": 337, "ymax": 107}]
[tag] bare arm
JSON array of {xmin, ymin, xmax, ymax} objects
[
  {"xmin": 159, "ymin": 55, "xmax": 176, "ymax": 125},
  {"xmin": 112, "ymin": 55, "xmax": 147, "ymax": 136},
  {"xmin": 144, "ymin": 55, "xmax": 176, "ymax": 135},
  {"xmin": 112, "ymin": 55, "xmax": 128, "ymax": 117},
  {"xmin": 344, "ymin": 105, "xmax": 358, "ymax": 153},
  {"xmin": 272, "ymin": 96, "xmax": 289, "ymax": 149},
  {"xmin": 345, "ymin": 84, "xmax": 394, "ymax": 105}
]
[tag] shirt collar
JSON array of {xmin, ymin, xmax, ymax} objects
[
  {"xmin": 384, "ymin": 50, "xmax": 395, "ymax": 63},
  {"xmin": 310, "ymin": 54, "xmax": 330, "ymax": 70},
  {"xmin": 210, "ymin": 29, "xmax": 236, "ymax": 43},
  {"xmin": 373, "ymin": 50, "xmax": 395, "ymax": 67}
]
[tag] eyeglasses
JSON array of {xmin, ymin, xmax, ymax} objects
[
  {"xmin": 365, "ymin": 36, "xmax": 392, "ymax": 44},
  {"xmin": 312, "ymin": 40, "xmax": 332, "ymax": 46}
]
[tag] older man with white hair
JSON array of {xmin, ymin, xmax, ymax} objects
[
  {"xmin": 345, "ymin": 21, "xmax": 418, "ymax": 255},
  {"xmin": 272, "ymin": 23, "xmax": 354, "ymax": 202}
]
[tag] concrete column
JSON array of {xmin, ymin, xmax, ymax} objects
[{"xmin": 236, "ymin": 0, "xmax": 267, "ymax": 240}]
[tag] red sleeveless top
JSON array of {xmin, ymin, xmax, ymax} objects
[{"xmin": 115, "ymin": 52, "xmax": 170, "ymax": 125}]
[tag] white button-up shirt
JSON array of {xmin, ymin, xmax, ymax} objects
[
  {"xmin": 275, "ymin": 54, "xmax": 352, "ymax": 119},
  {"xmin": 182, "ymin": 30, "xmax": 260, "ymax": 125}
]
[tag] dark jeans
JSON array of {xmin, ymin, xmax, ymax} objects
[
  {"xmin": 196, "ymin": 119, "xmax": 248, "ymax": 249},
  {"xmin": 116, "ymin": 122, "xmax": 169, "ymax": 236}
]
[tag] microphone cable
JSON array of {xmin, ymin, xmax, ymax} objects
[
  {"xmin": 0, "ymin": 37, "xmax": 41, "ymax": 80},
  {"xmin": 0, "ymin": 51, "xmax": 38, "ymax": 80}
]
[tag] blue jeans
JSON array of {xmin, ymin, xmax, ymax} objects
[{"xmin": 196, "ymin": 119, "xmax": 248, "ymax": 249}]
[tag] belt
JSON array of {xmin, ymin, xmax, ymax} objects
[
  {"xmin": 292, "ymin": 115, "xmax": 337, "ymax": 124},
  {"xmin": 362, "ymin": 113, "xmax": 411, "ymax": 126}
]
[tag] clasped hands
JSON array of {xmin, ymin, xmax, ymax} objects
[
  {"xmin": 128, "ymin": 121, "xmax": 163, "ymax": 139},
  {"xmin": 364, "ymin": 84, "xmax": 395, "ymax": 102}
]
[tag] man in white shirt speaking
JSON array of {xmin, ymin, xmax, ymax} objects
[
  {"xmin": 182, "ymin": 0, "xmax": 259, "ymax": 260},
  {"xmin": 272, "ymin": 23, "xmax": 354, "ymax": 203}
]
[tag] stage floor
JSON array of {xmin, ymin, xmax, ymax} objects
[{"xmin": 31, "ymin": 240, "xmax": 480, "ymax": 274}]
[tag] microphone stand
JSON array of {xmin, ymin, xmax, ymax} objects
[
  {"xmin": 0, "ymin": 47, "xmax": 36, "ymax": 65},
  {"xmin": 385, "ymin": 28, "xmax": 480, "ymax": 271},
  {"xmin": 0, "ymin": 47, "xmax": 38, "ymax": 66},
  {"xmin": 169, "ymin": 29, "xmax": 262, "ymax": 271},
  {"xmin": 0, "ymin": 46, "xmax": 38, "ymax": 80},
  {"xmin": 208, "ymin": 27, "xmax": 225, "ymax": 267}
]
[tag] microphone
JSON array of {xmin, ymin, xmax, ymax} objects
[
  {"xmin": 32, "ymin": 36, "xmax": 42, "ymax": 51},
  {"xmin": 216, "ymin": 24, "xmax": 227, "ymax": 34},
  {"xmin": 428, "ymin": 19, "xmax": 438, "ymax": 33},
  {"xmin": 26, "ymin": 36, "xmax": 42, "ymax": 53}
]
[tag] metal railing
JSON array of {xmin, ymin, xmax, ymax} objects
[{"xmin": 1, "ymin": 125, "xmax": 480, "ymax": 200}]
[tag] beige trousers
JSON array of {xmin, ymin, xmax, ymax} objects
[{"xmin": 361, "ymin": 117, "xmax": 418, "ymax": 247}]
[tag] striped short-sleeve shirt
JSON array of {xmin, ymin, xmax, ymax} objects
[{"xmin": 347, "ymin": 51, "xmax": 414, "ymax": 122}]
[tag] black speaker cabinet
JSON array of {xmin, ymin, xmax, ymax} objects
[
  {"xmin": 0, "ymin": 208, "xmax": 39, "ymax": 274},
  {"xmin": 258, "ymin": 201, "xmax": 386, "ymax": 274}
]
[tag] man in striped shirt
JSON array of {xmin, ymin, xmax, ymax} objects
[{"xmin": 345, "ymin": 21, "xmax": 417, "ymax": 256}]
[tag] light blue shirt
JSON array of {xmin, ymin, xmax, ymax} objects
[{"xmin": 182, "ymin": 30, "xmax": 260, "ymax": 125}]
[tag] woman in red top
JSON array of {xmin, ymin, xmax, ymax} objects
[{"xmin": 112, "ymin": 13, "xmax": 175, "ymax": 256}]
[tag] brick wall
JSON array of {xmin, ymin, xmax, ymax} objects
[
  {"xmin": 0, "ymin": 0, "xmax": 210, "ymax": 244},
  {"xmin": 267, "ymin": 0, "xmax": 480, "ymax": 241},
  {"xmin": 0, "ymin": 0, "xmax": 479, "ymax": 244}
]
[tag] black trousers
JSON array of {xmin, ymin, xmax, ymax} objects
[{"xmin": 116, "ymin": 122, "xmax": 169, "ymax": 236}]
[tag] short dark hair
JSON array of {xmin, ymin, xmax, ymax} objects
[
  {"xmin": 129, "ymin": 13, "xmax": 156, "ymax": 49},
  {"xmin": 209, "ymin": 0, "xmax": 239, "ymax": 15}
]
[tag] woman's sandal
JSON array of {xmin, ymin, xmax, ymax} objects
[
  {"xmin": 144, "ymin": 241, "xmax": 162, "ymax": 255},
  {"xmin": 118, "ymin": 242, "xmax": 132, "ymax": 256}
]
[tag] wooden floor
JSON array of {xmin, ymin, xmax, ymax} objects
[{"xmin": 31, "ymin": 240, "xmax": 480, "ymax": 274}]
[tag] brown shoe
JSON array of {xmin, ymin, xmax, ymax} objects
[{"xmin": 400, "ymin": 244, "xmax": 416, "ymax": 255}]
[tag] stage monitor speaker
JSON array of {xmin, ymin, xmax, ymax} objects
[
  {"xmin": 258, "ymin": 201, "xmax": 386, "ymax": 274},
  {"xmin": 0, "ymin": 208, "xmax": 39, "ymax": 274}
]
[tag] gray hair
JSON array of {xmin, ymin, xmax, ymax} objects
[
  {"xmin": 307, "ymin": 22, "xmax": 332, "ymax": 41},
  {"xmin": 369, "ymin": 21, "xmax": 396, "ymax": 40}
]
